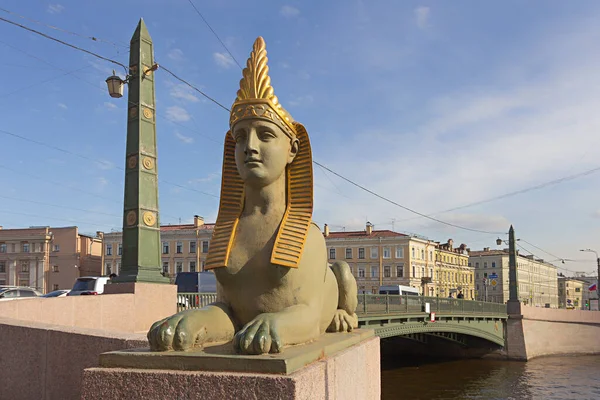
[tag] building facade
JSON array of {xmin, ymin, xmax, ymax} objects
[
  {"xmin": 435, "ymin": 240, "xmax": 474, "ymax": 299},
  {"xmin": 323, "ymin": 223, "xmax": 475, "ymax": 299},
  {"xmin": 0, "ymin": 226, "xmax": 102, "ymax": 293},
  {"xmin": 558, "ymin": 276, "xmax": 586, "ymax": 309},
  {"xmin": 574, "ymin": 275, "xmax": 599, "ymax": 309},
  {"xmin": 469, "ymin": 248, "xmax": 559, "ymax": 307},
  {"xmin": 102, "ymin": 216, "xmax": 214, "ymax": 281}
]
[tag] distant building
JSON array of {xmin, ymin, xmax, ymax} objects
[
  {"xmin": 469, "ymin": 248, "xmax": 559, "ymax": 307},
  {"xmin": 0, "ymin": 225, "xmax": 102, "ymax": 293},
  {"xmin": 101, "ymin": 215, "xmax": 214, "ymax": 281},
  {"xmin": 323, "ymin": 223, "xmax": 475, "ymax": 299},
  {"xmin": 558, "ymin": 276, "xmax": 587, "ymax": 309},
  {"xmin": 574, "ymin": 275, "xmax": 599, "ymax": 309}
]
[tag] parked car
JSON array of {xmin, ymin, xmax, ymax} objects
[
  {"xmin": 41, "ymin": 289, "xmax": 71, "ymax": 298},
  {"xmin": 67, "ymin": 276, "xmax": 110, "ymax": 296},
  {"xmin": 0, "ymin": 287, "xmax": 42, "ymax": 300}
]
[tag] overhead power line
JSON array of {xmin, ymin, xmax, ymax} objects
[
  {"xmin": 0, "ymin": 16, "xmax": 129, "ymax": 72},
  {"xmin": 0, "ymin": 7, "xmax": 128, "ymax": 49},
  {"xmin": 159, "ymin": 65, "xmax": 230, "ymax": 111},
  {"xmin": 186, "ymin": 0, "xmax": 242, "ymax": 69}
]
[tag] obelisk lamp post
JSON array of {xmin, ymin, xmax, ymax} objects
[{"xmin": 108, "ymin": 19, "xmax": 168, "ymax": 284}]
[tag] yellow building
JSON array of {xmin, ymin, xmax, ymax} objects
[
  {"xmin": 102, "ymin": 216, "xmax": 214, "ymax": 281},
  {"xmin": 323, "ymin": 223, "xmax": 474, "ymax": 298},
  {"xmin": 0, "ymin": 225, "xmax": 102, "ymax": 293},
  {"xmin": 558, "ymin": 277, "xmax": 585, "ymax": 309},
  {"xmin": 435, "ymin": 239, "xmax": 474, "ymax": 299}
]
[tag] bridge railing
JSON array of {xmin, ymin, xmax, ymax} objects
[
  {"xmin": 357, "ymin": 294, "xmax": 507, "ymax": 316},
  {"xmin": 176, "ymin": 293, "xmax": 507, "ymax": 316}
]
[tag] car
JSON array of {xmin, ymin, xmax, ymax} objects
[
  {"xmin": 41, "ymin": 289, "xmax": 71, "ymax": 298},
  {"xmin": 67, "ymin": 276, "xmax": 110, "ymax": 296},
  {"xmin": 0, "ymin": 287, "xmax": 42, "ymax": 300}
]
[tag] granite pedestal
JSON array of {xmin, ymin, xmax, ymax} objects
[{"xmin": 81, "ymin": 329, "xmax": 380, "ymax": 399}]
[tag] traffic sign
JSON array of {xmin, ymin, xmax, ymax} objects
[
  {"xmin": 491, "ymin": 279, "xmax": 498, "ymax": 287},
  {"xmin": 489, "ymin": 273, "xmax": 498, "ymax": 279}
]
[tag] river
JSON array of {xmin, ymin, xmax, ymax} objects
[{"xmin": 381, "ymin": 354, "xmax": 600, "ymax": 399}]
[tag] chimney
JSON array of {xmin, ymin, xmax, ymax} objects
[
  {"xmin": 483, "ymin": 247, "xmax": 490, "ymax": 252},
  {"xmin": 194, "ymin": 215, "xmax": 204, "ymax": 228},
  {"xmin": 96, "ymin": 231, "xmax": 104, "ymax": 239},
  {"xmin": 324, "ymin": 224, "xmax": 330, "ymax": 237},
  {"xmin": 366, "ymin": 222, "xmax": 373, "ymax": 236}
]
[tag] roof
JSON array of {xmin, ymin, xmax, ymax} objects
[
  {"xmin": 159, "ymin": 223, "xmax": 215, "ymax": 232},
  {"xmin": 325, "ymin": 229, "xmax": 408, "ymax": 239},
  {"xmin": 468, "ymin": 250, "xmax": 508, "ymax": 256}
]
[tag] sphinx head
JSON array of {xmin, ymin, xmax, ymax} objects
[{"xmin": 232, "ymin": 118, "xmax": 299, "ymax": 188}]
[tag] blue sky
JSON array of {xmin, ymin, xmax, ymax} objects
[{"xmin": 1, "ymin": 1, "xmax": 599, "ymax": 276}]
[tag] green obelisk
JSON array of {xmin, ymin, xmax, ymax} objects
[{"xmin": 114, "ymin": 19, "xmax": 168, "ymax": 283}]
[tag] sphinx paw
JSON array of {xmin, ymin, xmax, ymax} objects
[
  {"xmin": 327, "ymin": 309, "xmax": 358, "ymax": 333},
  {"xmin": 233, "ymin": 313, "xmax": 283, "ymax": 355}
]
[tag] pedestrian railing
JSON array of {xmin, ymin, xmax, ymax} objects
[{"xmin": 176, "ymin": 293, "xmax": 507, "ymax": 316}]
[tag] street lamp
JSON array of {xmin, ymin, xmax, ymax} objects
[
  {"xmin": 105, "ymin": 70, "xmax": 125, "ymax": 98},
  {"xmin": 579, "ymin": 248, "xmax": 600, "ymax": 299}
]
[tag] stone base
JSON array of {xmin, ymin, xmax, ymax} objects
[{"xmin": 81, "ymin": 331, "xmax": 380, "ymax": 400}]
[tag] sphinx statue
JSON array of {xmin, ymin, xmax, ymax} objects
[{"xmin": 147, "ymin": 37, "xmax": 358, "ymax": 355}]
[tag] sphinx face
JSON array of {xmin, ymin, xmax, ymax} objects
[{"xmin": 232, "ymin": 119, "xmax": 298, "ymax": 187}]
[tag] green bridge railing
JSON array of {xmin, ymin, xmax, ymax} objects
[{"xmin": 177, "ymin": 293, "xmax": 507, "ymax": 316}]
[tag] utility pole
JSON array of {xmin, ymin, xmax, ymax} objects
[
  {"xmin": 113, "ymin": 19, "xmax": 168, "ymax": 284},
  {"xmin": 507, "ymin": 225, "xmax": 521, "ymax": 314}
]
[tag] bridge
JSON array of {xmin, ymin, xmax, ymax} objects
[{"xmin": 178, "ymin": 293, "xmax": 508, "ymax": 347}]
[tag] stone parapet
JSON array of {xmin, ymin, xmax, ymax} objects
[{"xmin": 81, "ymin": 331, "xmax": 381, "ymax": 400}]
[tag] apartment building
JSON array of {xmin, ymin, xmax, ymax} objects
[
  {"xmin": 323, "ymin": 223, "xmax": 474, "ymax": 298},
  {"xmin": 435, "ymin": 240, "xmax": 474, "ymax": 299},
  {"xmin": 101, "ymin": 215, "xmax": 214, "ymax": 281},
  {"xmin": 574, "ymin": 274, "xmax": 599, "ymax": 309},
  {"xmin": 469, "ymin": 248, "xmax": 559, "ymax": 307},
  {"xmin": 0, "ymin": 225, "xmax": 102, "ymax": 293},
  {"xmin": 558, "ymin": 276, "xmax": 586, "ymax": 309}
]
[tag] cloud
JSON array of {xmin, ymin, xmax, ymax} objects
[
  {"xmin": 47, "ymin": 4, "xmax": 64, "ymax": 14},
  {"xmin": 288, "ymin": 95, "xmax": 314, "ymax": 107},
  {"xmin": 168, "ymin": 49, "xmax": 185, "ymax": 62},
  {"xmin": 188, "ymin": 173, "xmax": 220, "ymax": 185},
  {"xmin": 174, "ymin": 131, "xmax": 194, "ymax": 144},
  {"xmin": 98, "ymin": 177, "xmax": 108, "ymax": 186},
  {"xmin": 414, "ymin": 6, "xmax": 430, "ymax": 30},
  {"xmin": 280, "ymin": 5, "xmax": 300, "ymax": 18},
  {"xmin": 169, "ymin": 84, "xmax": 199, "ymax": 103},
  {"xmin": 213, "ymin": 52, "xmax": 235, "ymax": 69},
  {"xmin": 58, "ymin": 103, "xmax": 67, "ymax": 110},
  {"xmin": 103, "ymin": 102, "xmax": 117, "ymax": 110},
  {"xmin": 166, "ymin": 106, "xmax": 191, "ymax": 122}
]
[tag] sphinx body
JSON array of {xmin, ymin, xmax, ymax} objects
[{"xmin": 147, "ymin": 38, "xmax": 358, "ymax": 355}]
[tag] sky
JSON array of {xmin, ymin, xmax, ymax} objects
[{"xmin": 0, "ymin": 1, "xmax": 599, "ymax": 277}]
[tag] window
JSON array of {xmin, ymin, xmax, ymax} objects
[
  {"xmin": 201, "ymin": 260, "xmax": 206, "ymax": 271},
  {"xmin": 412, "ymin": 248, "xmax": 415, "ymax": 258},
  {"xmin": 429, "ymin": 251, "xmax": 433, "ymax": 260},
  {"xmin": 0, "ymin": 280, "xmax": 5, "ymax": 285},
  {"xmin": 370, "ymin": 247, "xmax": 378, "ymax": 259},
  {"xmin": 344, "ymin": 248, "xmax": 352, "ymax": 259},
  {"xmin": 575, "ymin": 287, "xmax": 581, "ymax": 292},
  {"xmin": 383, "ymin": 247, "xmax": 391, "ymax": 259},
  {"xmin": 477, "ymin": 284, "xmax": 480, "ymax": 291},
  {"xmin": 475, "ymin": 262, "xmax": 479, "ymax": 268},
  {"xmin": 190, "ymin": 241, "xmax": 197, "ymax": 254},
  {"xmin": 484, "ymin": 262, "xmax": 488, "ymax": 268},
  {"xmin": 53, "ymin": 244, "xmax": 60, "ymax": 252},
  {"xmin": 492, "ymin": 261, "xmax": 496, "ymax": 268},
  {"xmin": 176, "ymin": 242, "xmax": 183, "ymax": 254},
  {"xmin": 190, "ymin": 261, "xmax": 196, "ymax": 272},
  {"xmin": 202, "ymin": 241, "xmax": 209, "ymax": 253},
  {"xmin": 421, "ymin": 249, "xmax": 424, "ymax": 260},
  {"xmin": 358, "ymin": 248, "xmax": 365, "ymax": 259},
  {"xmin": 0, "ymin": 243, "xmax": 6, "ymax": 253},
  {"xmin": 0, "ymin": 261, "xmax": 5, "ymax": 273},
  {"xmin": 106, "ymin": 244, "xmax": 113, "ymax": 256},
  {"xmin": 384, "ymin": 266, "xmax": 391, "ymax": 278},
  {"xmin": 412, "ymin": 265, "xmax": 416, "ymax": 277},
  {"xmin": 468, "ymin": 262, "xmax": 472, "ymax": 267},
  {"xmin": 162, "ymin": 262, "xmax": 169, "ymax": 275},
  {"xmin": 22, "ymin": 243, "xmax": 30, "ymax": 253},
  {"xmin": 396, "ymin": 265, "xmax": 404, "ymax": 277},
  {"xmin": 162, "ymin": 242, "xmax": 169, "ymax": 254},
  {"xmin": 358, "ymin": 267, "xmax": 365, "ymax": 278},
  {"xmin": 52, "ymin": 265, "xmax": 59, "ymax": 273},
  {"xmin": 421, "ymin": 267, "xmax": 424, "ymax": 277},
  {"xmin": 176, "ymin": 262, "xmax": 183, "ymax": 274},
  {"xmin": 53, "ymin": 284, "xmax": 59, "ymax": 291},
  {"xmin": 395, "ymin": 246, "xmax": 404, "ymax": 258},
  {"xmin": 118, "ymin": 243, "xmax": 123, "ymax": 256},
  {"xmin": 329, "ymin": 248, "xmax": 336, "ymax": 259},
  {"xmin": 21, "ymin": 263, "xmax": 29, "ymax": 273},
  {"xmin": 430, "ymin": 268, "xmax": 433, "ymax": 277},
  {"xmin": 371, "ymin": 266, "xmax": 378, "ymax": 278},
  {"xmin": 105, "ymin": 263, "xmax": 112, "ymax": 275}
]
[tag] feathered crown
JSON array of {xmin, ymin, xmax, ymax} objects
[
  {"xmin": 229, "ymin": 37, "xmax": 296, "ymax": 138},
  {"xmin": 206, "ymin": 37, "xmax": 314, "ymax": 270}
]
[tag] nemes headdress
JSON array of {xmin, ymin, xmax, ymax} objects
[{"xmin": 206, "ymin": 37, "xmax": 313, "ymax": 270}]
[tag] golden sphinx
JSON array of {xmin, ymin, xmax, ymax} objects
[{"xmin": 148, "ymin": 37, "xmax": 358, "ymax": 354}]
